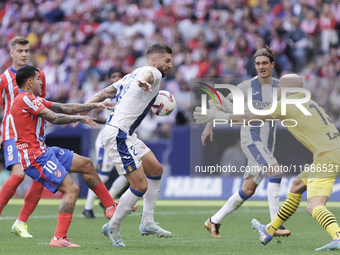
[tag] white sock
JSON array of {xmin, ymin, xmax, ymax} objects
[
  {"xmin": 84, "ymin": 174, "xmax": 109, "ymax": 210},
  {"xmin": 267, "ymin": 180, "xmax": 281, "ymax": 221},
  {"xmin": 109, "ymin": 175, "xmax": 128, "ymax": 199},
  {"xmin": 211, "ymin": 189, "xmax": 249, "ymax": 224},
  {"xmin": 109, "ymin": 187, "xmax": 143, "ymax": 231},
  {"xmin": 15, "ymin": 219, "xmax": 25, "ymax": 224},
  {"xmin": 141, "ymin": 176, "xmax": 161, "ymax": 225}
]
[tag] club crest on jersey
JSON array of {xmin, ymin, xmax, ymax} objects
[
  {"xmin": 53, "ymin": 169, "xmax": 62, "ymax": 178},
  {"xmin": 8, "ymin": 154, "xmax": 13, "ymax": 161}
]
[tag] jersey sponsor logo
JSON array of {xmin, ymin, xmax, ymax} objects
[
  {"xmin": 252, "ymin": 100, "xmax": 271, "ymax": 109},
  {"xmin": 17, "ymin": 143, "xmax": 28, "ymax": 150},
  {"xmin": 326, "ymin": 132, "xmax": 340, "ymax": 141},
  {"xmin": 141, "ymin": 146, "xmax": 146, "ymax": 150}
]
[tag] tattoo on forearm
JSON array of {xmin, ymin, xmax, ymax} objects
[
  {"xmin": 59, "ymin": 202, "xmax": 74, "ymax": 214},
  {"xmin": 39, "ymin": 111, "xmax": 84, "ymax": 124},
  {"xmin": 85, "ymin": 177, "xmax": 96, "ymax": 189},
  {"xmin": 50, "ymin": 103, "xmax": 98, "ymax": 114}
]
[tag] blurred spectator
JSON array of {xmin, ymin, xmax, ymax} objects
[
  {"xmin": 45, "ymin": 0, "xmax": 64, "ymax": 23},
  {"xmin": 95, "ymin": 11, "xmax": 124, "ymax": 42},
  {"xmin": 270, "ymin": 27, "xmax": 291, "ymax": 75},
  {"xmin": 319, "ymin": 2, "xmax": 338, "ymax": 54},
  {"xmin": 286, "ymin": 16, "xmax": 312, "ymax": 72},
  {"xmin": 177, "ymin": 14, "xmax": 202, "ymax": 42}
]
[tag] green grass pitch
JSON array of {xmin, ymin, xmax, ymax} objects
[{"xmin": 1, "ymin": 199, "xmax": 339, "ymax": 254}]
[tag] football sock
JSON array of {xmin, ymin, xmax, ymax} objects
[
  {"xmin": 91, "ymin": 181, "xmax": 115, "ymax": 209},
  {"xmin": 18, "ymin": 180, "xmax": 44, "ymax": 222},
  {"xmin": 211, "ymin": 189, "xmax": 250, "ymax": 224},
  {"xmin": 142, "ymin": 176, "xmax": 161, "ymax": 225},
  {"xmin": 312, "ymin": 205, "xmax": 340, "ymax": 240},
  {"xmin": 266, "ymin": 192, "xmax": 302, "ymax": 236},
  {"xmin": 0, "ymin": 174, "xmax": 24, "ymax": 215},
  {"xmin": 109, "ymin": 175, "xmax": 128, "ymax": 199},
  {"xmin": 54, "ymin": 213, "xmax": 73, "ymax": 239},
  {"xmin": 84, "ymin": 175, "xmax": 109, "ymax": 210},
  {"xmin": 267, "ymin": 175, "xmax": 282, "ymax": 221},
  {"xmin": 109, "ymin": 186, "xmax": 143, "ymax": 231}
]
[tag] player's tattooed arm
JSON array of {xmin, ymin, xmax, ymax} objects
[
  {"xmin": 49, "ymin": 101, "xmax": 114, "ymax": 114},
  {"xmin": 86, "ymin": 86, "xmax": 118, "ymax": 104},
  {"xmin": 38, "ymin": 108, "xmax": 98, "ymax": 127}
]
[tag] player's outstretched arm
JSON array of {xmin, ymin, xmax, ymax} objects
[
  {"xmin": 137, "ymin": 70, "xmax": 153, "ymax": 93},
  {"xmin": 49, "ymin": 101, "xmax": 115, "ymax": 115},
  {"xmin": 85, "ymin": 86, "xmax": 117, "ymax": 104},
  {"xmin": 38, "ymin": 108, "xmax": 98, "ymax": 127}
]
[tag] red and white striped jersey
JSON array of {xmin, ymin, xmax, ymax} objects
[
  {"xmin": 0, "ymin": 66, "xmax": 46, "ymax": 142},
  {"xmin": 9, "ymin": 91, "xmax": 52, "ymax": 170}
]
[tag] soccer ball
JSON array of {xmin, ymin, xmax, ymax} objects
[{"xmin": 151, "ymin": 90, "xmax": 176, "ymax": 116}]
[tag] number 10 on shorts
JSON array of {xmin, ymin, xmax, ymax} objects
[{"xmin": 44, "ymin": 161, "xmax": 57, "ymax": 174}]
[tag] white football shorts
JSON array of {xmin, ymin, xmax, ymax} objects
[
  {"xmin": 241, "ymin": 142, "xmax": 278, "ymax": 185},
  {"xmin": 100, "ymin": 125, "xmax": 150, "ymax": 175}
]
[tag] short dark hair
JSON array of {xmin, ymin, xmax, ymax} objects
[
  {"xmin": 108, "ymin": 68, "xmax": 124, "ymax": 78},
  {"xmin": 10, "ymin": 36, "xmax": 29, "ymax": 50},
  {"xmin": 146, "ymin": 43, "xmax": 172, "ymax": 58},
  {"xmin": 253, "ymin": 46, "xmax": 275, "ymax": 63},
  {"xmin": 16, "ymin": 65, "xmax": 39, "ymax": 88}
]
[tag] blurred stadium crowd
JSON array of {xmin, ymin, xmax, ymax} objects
[{"xmin": 1, "ymin": 0, "xmax": 340, "ymax": 135}]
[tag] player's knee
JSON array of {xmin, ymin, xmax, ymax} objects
[
  {"xmin": 134, "ymin": 179, "xmax": 148, "ymax": 193},
  {"xmin": 11, "ymin": 165, "xmax": 25, "ymax": 178},
  {"xmin": 83, "ymin": 157, "xmax": 96, "ymax": 174},
  {"xmin": 306, "ymin": 203, "xmax": 315, "ymax": 216},
  {"xmin": 290, "ymin": 177, "xmax": 305, "ymax": 194},
  {"xmin": 155, "ymin": 164, "xmax": 163, "ymax": 176},
  {"xmin": 243, "ymin": 187, "xmax": 255, "ymax": 197},
  {"xmin": 69, "ymin": 183, "xmax": 80, "ymax": 196}
]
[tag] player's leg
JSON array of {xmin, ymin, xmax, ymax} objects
[
  {"xmin": 50, "ymin": 173, "xmax": 81, "ymax": 247},
  {"xmin": 0, "ymin": 140, "xmax": 25, "ymax": 216},
  {"xmin": 12, "ymin": 179, "xmax": 44, "ymax": 237},
  {"xmin": 103, "ymin": 166, "xmax": 147, "ymax": 247},
  {"xmin": 252, "ymin": 173, "xmax": 307, "ymax": 245},
  {"xmin": 101, "ymin": 129, "xmax": 146, "ymax": 246},
  {"xmin": 246, "ymin": 142, "xmax": 290, "ymax": 236},
  {"xmin": 83, "ymin": 143, "xmax": 110, "ymax": 218},
  {"xmin": 67, "ymin": 151, "xmax": 115, "ymax": 218},
  {"xmin": 139, "ymin": 150, "xmax": 171, "ymax": 237},
  {"xmin": 206, "ymin": 176, "xmax": 257, "ymax": 237},
  {"xmin": 306, "ymin": 170, "xmax": 340, "ymax": 250}
]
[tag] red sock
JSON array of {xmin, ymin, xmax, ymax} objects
[
  {"xmin": 0, "ymin": 174, "xmax": 24, "ymax": 215},
  {"xmin": 54, "ymin": 213, "xmax": 73, "ymax": 239},
  {"xmin": 18, "ymin": 180, "xmax": 44, "ymax": 222},
  {"xmin": 92, "ymin": 182, "xmax": 115, "ymax": 208}
]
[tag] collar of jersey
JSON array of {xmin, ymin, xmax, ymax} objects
[
  {"xmin": 19, "ymin": 89, "xmax": 27, "ymax": 94},
  {"xmin": 10, "ymin": 65, "xmax": 17, "ymax": 74}
]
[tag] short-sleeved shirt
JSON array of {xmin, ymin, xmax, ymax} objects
[
  {"xmin": 228, "ymin": 76, "xmax": 279, "ymax": 151},
  {"xmin": 9, "ymin": 90, "xmax": 52, "ymax": 170},
  {"xmin": 0, "ymin": 66, "xmax": 46, "ymax": 142},
  {"xmin": 106, "ymin": 66, "xmax": 162, "ymax": 136},
  {"xmin": 271, "ymin": 93, "xmax": 340, "ymax": 157}
]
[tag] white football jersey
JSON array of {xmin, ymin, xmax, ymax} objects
[
  {"xmin": 106, "ymin": 66, "xmax": 162, "ymax": 135},
  {"xmin": 228, "ymin": 76, "xmax": 279, "ymax": 150}
]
